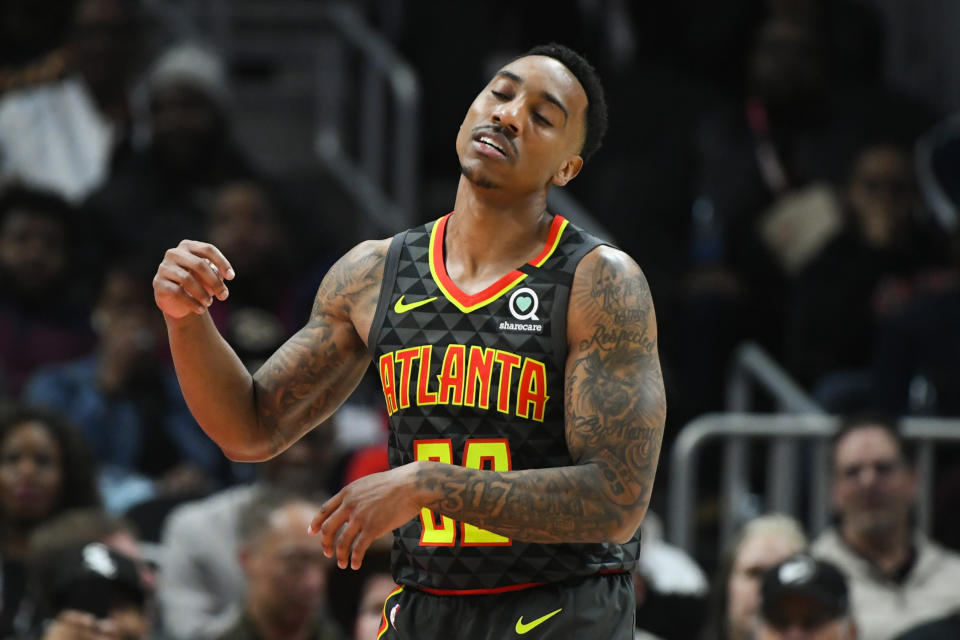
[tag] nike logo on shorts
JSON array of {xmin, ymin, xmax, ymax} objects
[{"xmin": 515, "ymin": 608, "xmax": 562, "ymax": 634}]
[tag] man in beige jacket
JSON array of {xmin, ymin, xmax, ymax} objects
[{"xmin": 812, "ymin": 415, "xmax": 960, "ymax": 640}]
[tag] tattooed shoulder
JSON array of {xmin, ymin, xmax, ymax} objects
[
  {"xmin": 311, "ymin": 238, "xmax": 389, "ymax": 326},
  {"xmin": 568, "ymin": 246, "xmax": 657, "ymax": 354}
]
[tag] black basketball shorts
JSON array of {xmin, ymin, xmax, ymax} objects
[{"xmin": 375, "ymin": 572, "xmax": 635, "ymax": 639}]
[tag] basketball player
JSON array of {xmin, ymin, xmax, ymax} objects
[{"xmin": 153, "ymin": 44, "xmax": 666, "ymax": 639}]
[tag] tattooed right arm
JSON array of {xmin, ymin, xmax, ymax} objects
[{"xmin": 161, "ymin": 239, "xmax": 387, "ymax": 461}]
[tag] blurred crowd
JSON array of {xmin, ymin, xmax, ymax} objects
[{"xmin": 1, "ymin": 0, "xmax": 959, "ymax": 639}]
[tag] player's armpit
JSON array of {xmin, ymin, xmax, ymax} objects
[
  {"xmin": 563, "ymin": 246, "xmax": 666, "ymax": 542},
  {"xmin": 237, "ymin": 239, "xmax": 388, "ymax": 460}
]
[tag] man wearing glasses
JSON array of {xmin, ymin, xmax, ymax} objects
[{"xmin": 812, "ymin": 415, "xmax": 960, "ymax": 640}]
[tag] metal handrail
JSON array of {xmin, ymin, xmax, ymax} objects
[
  {"xmin": 720, "ymin": 343, "xmax": 826, "ymax": 548},
  {"xmin": 316, "ymin": 3, "xmax": 419, "ymax": 234},
  {"xmin": 667, "ymin": 412, "xmax": 960, "ymax": 556},
  {"xmin": 725, "ymin": 341, "xmax": 822, "ymax": 413},
  {"xmin": 151, "ymin": 1, "xmax": 420, "ymax": 236}
]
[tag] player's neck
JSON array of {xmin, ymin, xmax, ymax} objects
[{"xmin": 447, "ymin": 177, "xmax": 552, "ymax": 288}]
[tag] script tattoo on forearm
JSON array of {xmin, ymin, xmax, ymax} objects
[
  {"xmin": 252, "ymin": 243, "xmax": 385, "ymax": 454},
  {"xmin": 418, "ymin": 250, "xmax": 666, "ymax": 543}
]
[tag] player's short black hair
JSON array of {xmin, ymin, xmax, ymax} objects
[{"xmin": 524, "ymin": 43, "xmax": 608, "ymax": 164}]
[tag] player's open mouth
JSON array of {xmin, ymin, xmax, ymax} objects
[
  {"xmin": 472, "ymin": 130, "xmax": 513, "ymax": 159},
  {"xmin": 478, "ymin": 136, "xmax": 507, "ymax": 156}
]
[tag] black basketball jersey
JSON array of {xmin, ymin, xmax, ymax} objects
[{"xmin": 367, "ymin": 213, "xmax": 641, "ymax": 593}]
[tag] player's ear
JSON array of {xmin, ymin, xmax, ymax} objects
[{"xmin": 551, "ymin": 155, "xmax": 583, "ymax": 187}]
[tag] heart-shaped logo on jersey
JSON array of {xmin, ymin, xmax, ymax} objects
[{"xmin": 508, "ymin": 287, "xmax": 539, "ymax": 320}]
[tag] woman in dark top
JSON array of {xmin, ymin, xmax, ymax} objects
[{"xmin": 0, "ymin": 405, "xmax": 100, "ymax": 636}]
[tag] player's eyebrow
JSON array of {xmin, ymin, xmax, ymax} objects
[{"xmin": 494, "ymin": 70, "xmax": 569, "ymax": 122}]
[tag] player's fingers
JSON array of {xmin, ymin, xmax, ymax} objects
[
  {"xmin": 167, "ymin": 249, "xmax": 229, "ymax": 300},
  {"xmin": 335, "ymin": 519, "xmax": 362, "ymax": 569},
  {"xmin": 179, "ymin": 240, "xmax": 235, "ymax": 280},
  {"xmin": 153, "ymin": 276, "xmax": 207, "ymax": 315},
  {"xmin": 157, "ymin": 263, "xmax": 214, "ymax": 307},
  {"xmin": 350, "ymin": 531, "xmax": 374, "ymax": 570},
  {"xmin": 318, "ymin": 506, "xmax": 351, "ymax": 559},
  {"xmin": 308, "ymin": 493, "xmax": 343, "ymax": 535}
]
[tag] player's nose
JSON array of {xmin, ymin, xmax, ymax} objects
[{"xmin": 491, "ymin": 101, "xmax": 521, "ymax": 135}]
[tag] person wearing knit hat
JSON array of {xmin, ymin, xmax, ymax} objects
[{"xmin": 146, "ymin": 42, "xmax": 230, "ymax": 110}]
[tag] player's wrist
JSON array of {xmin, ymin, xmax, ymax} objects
[{"xmin": 406, "ymin": 460, "xmax": 446, "ymax": 509}]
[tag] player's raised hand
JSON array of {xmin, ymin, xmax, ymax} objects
[{"xmin": 153, "ymin": 240, "xmax": 235, "ymax": 319}]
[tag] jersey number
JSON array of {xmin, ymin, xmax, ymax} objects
[{"xmin": 414, "ymin": 439, "xmax": 512, "ymax": 546}]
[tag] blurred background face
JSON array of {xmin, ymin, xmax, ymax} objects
[
  {"xmin": 0, "ymin": 421, "xmax": 64, "ymax": 524},
  {"xmin": 150, "ymin": 81, "xmax": 225, "ymax": 173},
  {"xmin": 832, "ymin": 426, "xmax": 916, "ymax": 538},
  {"xmin": 208, "ymin": 182, "xmax": 284, "ymax": 272},
  {"xmin": 69, "ymin": 0, "xmax": 140, "ymax": 95},
  {"xmin": 759, "ymin": 597, "xmax": 854, "ymax": 640},
  {"xmin": 845, "ymin": 146, "xmax": 916, "ymax": 248},
  {"xmin": 353, "ymin": 573, "xmax": 396, "ymax": 640},
  {"xmin": 242, "ymin": 503, "xmax": 331, "ymax": 627},
  {"xmin": 0, "ymin": 210, "xmax": 67, "ymax": 296},
  {"xmin": 728, "ymin": 532, "xmax": 806, "ymax": 640},
  {"xmin": 261, "ymin": 423, "xmax": 335, "ymax": 498},
  {"xmin": 749, "ymin": 18, "xmax": 823, "ymax": 107},
  {"xmin": 93, "ymin": 269, "xmax": 162, "ymax": 353}
]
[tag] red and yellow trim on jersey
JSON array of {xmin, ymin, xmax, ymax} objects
[
  {"xmin": 377, "ymin": 585, "xmax": 405, "ymax": 639},
  {"xmin": 428, "ymin": 212, "xmax": 569, "ymax": 313}
]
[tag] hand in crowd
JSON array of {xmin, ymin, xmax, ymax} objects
[
  {"xmin": 42, "ymin": 611, "xmax": 120, "ymax": 640},
  {"xmin": 153, "ymin": 240, "xmax": 235, "ymax": 319}
]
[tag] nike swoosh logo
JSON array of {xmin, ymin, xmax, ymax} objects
[
  {"xmin": 393, "ymin": 295, "xmax": 437, "ymax": 314},
  {"xmin": 515, "ymin": 608, "xmax": 562, "ymax": 634}
]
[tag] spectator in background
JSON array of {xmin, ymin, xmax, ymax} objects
[
  {"xmin": 204, "ymin": 180, "xmax": 309, "ymax": 370},
  {"xmin": 32, "ymin": 543, "xmax": 150, "ymax": 640},
  {"xmin": 678, "ymin": 11, "xmax": 932, "ymax": 421},
  {"xmin": 351, "ymin": 568, "xmax": 395, "ymax": 640},
  {"xmin": 84, "ymin": 41, "xmax": 258, "ymax": 261},
  {"xmin": 701, "ymin": 514, "xmax": 807, "ymax": 640},
  {"xmin": 812, "ymin": 415, "xmax": 960, "ymax": 640},
  {"xmin": 756, "ymin": 554, "xmax": 857, "ymax": 640},
  {"xmin": 871, "ymin": 232, "xmax": 960, "ymax": 418},
  {"xmin": 783, "ymin": 141, "xmax": 950, "ymax": 407},
  {"xmin": 158, "ymin": 422, "xmax": 338, "ymax": 640},
  {"xmin": 0, "ymin": 0, "xmax": 143, "ymax": 202},
  {"xmin": 25, "ymin": 258, "xmax": 226, "ymax": 512},
  {"xmin": 0, "ymin": 0, "xmax": 77, "ymax": 92},
  {"xmin": 633, "ymin": 512, "xmax": 710, "ymax": 640},
  {"xmin": 0, "ymin": 185, "xmax": 93, "ymax": 396},
  {"xmin": 214, "ymin": 490, "xmax": 346, "ymax": 640},
  {"xmin": 24, "ymin": 509, "xmax": 153, "ymax": 639},
  {"xmin": 0, "ymin": 405, "xmax": 100, "ymax": 636}
]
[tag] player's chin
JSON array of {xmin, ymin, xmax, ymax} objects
[{"xmin": 460, "ymin": 162, "xmax": 503, "ymax": 190}]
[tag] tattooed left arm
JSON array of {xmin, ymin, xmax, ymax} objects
[
  {"xmin": 420, "ymin": 246, "xmax": 665, "ymax": 543},
  {"xmin": 311, "ymin": 247, "xmax": 665, "ymax": 562}
]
